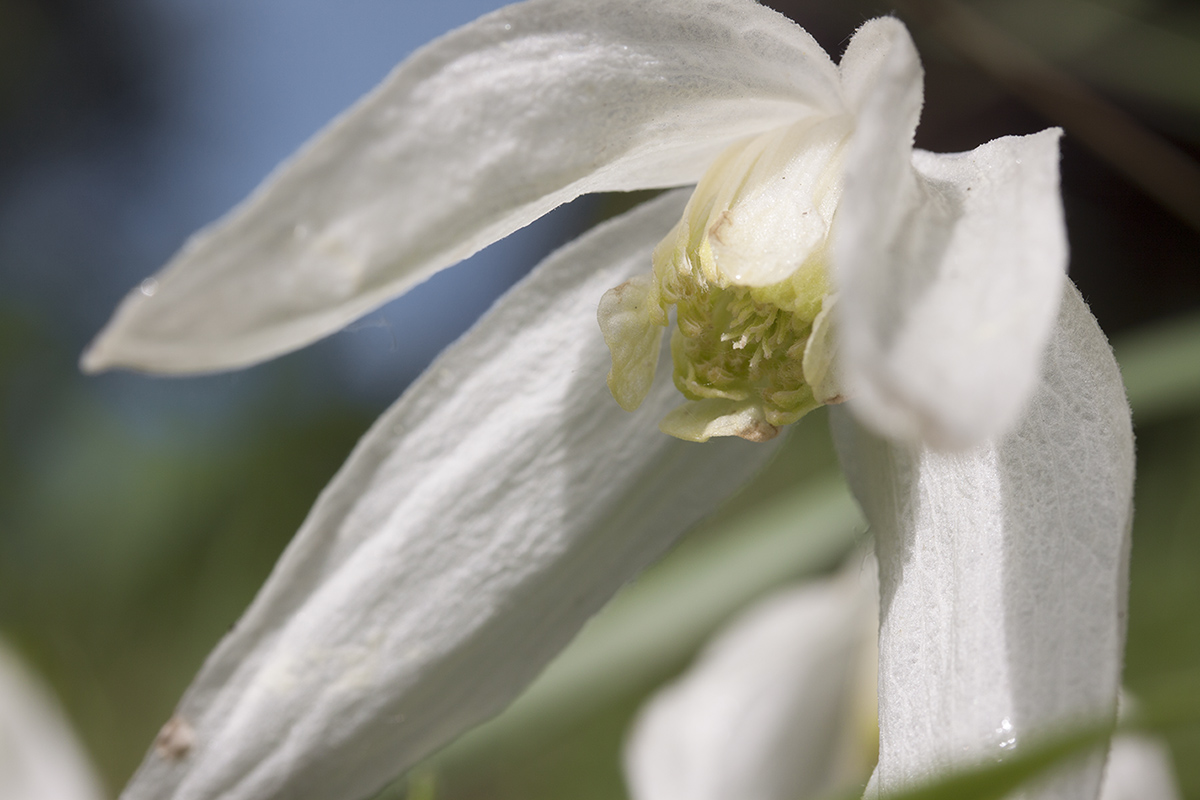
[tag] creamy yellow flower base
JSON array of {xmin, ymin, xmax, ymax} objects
[{"xmin": 598, "ymin": 119, "xmax": 848, "ymax": 443}]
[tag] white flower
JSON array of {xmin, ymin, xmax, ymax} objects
[
  {"xmin": 0, "ymin": 638, "xmax": 106, "ymax": 800},
  {"xmin": 626, "ymin": 562, "xmax": 1179, "ymax": 800},
  {"xmin": 1100, "ymin": 733, "xmax": 1182, "ymax": 800},
  {"xmin": 625, "ymin": 554, "xmax": 880, "ymax": 800},
  {"xmin": 81, "ymin": 2, "xmax": 1134, "ymax": 800}
]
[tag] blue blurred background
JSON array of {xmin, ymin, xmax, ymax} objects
[{"xmin": 2, "ymin": 0, "xmax": 1199, "ymax": 798}]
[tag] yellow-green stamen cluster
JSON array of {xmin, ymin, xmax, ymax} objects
[{"xmin": 659, "ymin": 243, "xmax": 830, "ymax": 429}]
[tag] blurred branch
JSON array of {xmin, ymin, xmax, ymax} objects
[
  {"xmin": 895, "ymin": 0, "xmax": 1200, "ymax": 236},
  {"xmin": 1114, "ymin": 310, "xmax": 1200, "ymax": 423}
]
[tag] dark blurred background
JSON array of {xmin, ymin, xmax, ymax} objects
[{"xmin": 0, "ymin": 1, "xmax": 1197, "ymax": 798}]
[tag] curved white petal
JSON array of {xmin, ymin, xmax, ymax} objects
[
  {"xmin": 119, "ymin": 190, "xmax": 783, "ymax": 800},
  {"xmin": 83, "ymin": 0, "xmax": 846, "ymax": 375},
  {"xmin": 838, "ymin": 17, "xmax": 923, "ymax": 128},
  {"xmin": 832, "ymin": 285, "xmax": 1133, "ymax": 799},
  {"xmin": 1099, "ymin": 734, "xmax": 1181, "ymax": 800},
  {"xmin": 0, "ymin": 639, "xmax": 105, "ymax": 800},
  {"xmin": 834, "ymin": 18, "xmax": 1067, "ymax": 449},
  {"xmin": 624, "ymin": 557, "xmax": 878, "ymax": 800}
]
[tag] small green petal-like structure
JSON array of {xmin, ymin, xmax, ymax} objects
[
  {"xmin": 599, "ymin": 117, "xmax": 847, "ymax": 442},
  {"xmin": 596, "ymin": 273, "xmax": 667, "ymax": 412}
]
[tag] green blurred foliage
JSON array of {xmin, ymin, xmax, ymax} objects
[
  {"xmin": 1125, "ymin": 413, "xmax": 1200, "ymax": 796},
  {"xmin": 0, "ymin": 307, "xmax": 375, "ymax": 792}
]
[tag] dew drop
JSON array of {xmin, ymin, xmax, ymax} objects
[
  {"xmin": 139, "ymin": 278, "xmax": 158, "ymax": 297},
  {"xmin": 503, "ymin": 23, "xmax": 512, "ymax": 30},
  {"xmin": 995, "ymin": 717, "xmax": 1017, "ymax": 751}
]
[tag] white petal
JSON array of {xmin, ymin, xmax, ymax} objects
[
  {"xmin": 0, "ymin": 639, "xmax": 105, "ymax": 800},
  {"xmin": 624, "ymin": 557, "xmax": 878, "ymax": 800},
  {"xmin": 444, "ymin": 471, "xmax": 866, "ymax": 762},
  {"xmin": 832, "ymin": 285, "xmax": 1133, "ymax": 799},
  {"xmin": 119, "ymin": 190, "xmax": 783, "ymax": 800},
  {"xmin": 698, "ymin": 115, "xmax": 853, "ymax": 288},
  {"xmin": 1099, "ymin": 735, "xmax": 1181, "ymax": 800},
  {"xmin": 834, "ymin": 19, "xmax": 1067, "ymax": 449},
  {"xmin": 83, "ymin": 0, "xmax": 845, "ymax": 375},
  {"xmin": 838, "ymin": 17, "xmax": 924, "ymax": 129}
]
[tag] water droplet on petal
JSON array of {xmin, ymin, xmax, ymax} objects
[
  {"xmin": 140, "ymin": 278, "xmax": 158, "ymax": 297},
  {"xmin": 995, "ymin": 717, "xmax": 1017, "ymax": 752}
]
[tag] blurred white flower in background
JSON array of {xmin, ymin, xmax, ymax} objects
[
  {"xmin": 81, "ymin": 1, "xmax": 1134, "ymax": 799},
  {"xmin": 0, "ymin": 638, "xmax": 105, "ymax": 800},
  {"xmin": 625, "ymin": 556, "xmax": 1181, "ymax": 800},
  {"xmin": 1100, "ymin": 733, "xmax": 1182, "ymax": 800},
  {"xmin": 625, "ymin": 553, "xmax": 880, "ymax": 800}
]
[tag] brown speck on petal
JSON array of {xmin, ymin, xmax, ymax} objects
[
  {"xmin": 707, "ymin": 209, "xmax": 733, "ymax": 244},
  {"xmin": 608, "ymin": 280, "xmax": 638, "ymax": 309},
  {"xmin": 155, "ymin": 715, "xmax": 195, "ymax": 760},
  {"xmin": 735, "ymin": 420, "xmax": 781, "ymax": 442}
]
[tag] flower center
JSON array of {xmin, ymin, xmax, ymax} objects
[
  {"xmin": 598, "ymin": 116, "xmax": 851, "ymax": 442},
  {"xmin": 661, "ymin": 259, "xmax": 829, "ymax": 430}
]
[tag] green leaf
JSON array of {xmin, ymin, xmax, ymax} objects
[{"xmin": 818, "ymin": 668, "xmax": 1200, "ymax": 800}]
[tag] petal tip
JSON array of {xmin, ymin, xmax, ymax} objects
[
  {"xmin": 78, "ymin": 343, "xmax": 108, "ymax": 375},
  {"xmin": 79, "ymin": 322, "xmax": 132, "ymax": 373}
]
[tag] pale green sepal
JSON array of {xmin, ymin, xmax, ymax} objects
[
  {"xmin": 598, "ymin": 273, "xmax": 667, "ymax": 411},
  {"xmin": 802, "ymin": 292, "xmax": 843, "ymax": 404},
  {"xmin": 659, "ymin": 398, "xmax": 781, "ymax": 443}
]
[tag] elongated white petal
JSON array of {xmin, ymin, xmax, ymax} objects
[
  {"xmin": 120, "ymin": 190, "xmax": 782, "ymax": 800},
  {"xmin": 624, "ymin": 557, "xmax": 877, "ymax": 800},
  {"xmin": 834, "ymin": 18, "xmax": 1066, "ymax": 449},
  {"xmin": 1099, "ymin": 734, "xmax": 1181, "ymax": 800},
  {"xmin": 83, "ymin": 0, "xmax": 845, "ymax": 375},
  {"xmin": 443, "ymin": 472, "xmax": 865, "ymax": 765},
  {"xmin": 832, "ymin": 285, "xmax": 1133, "ymax": 799},
  {"xmin": 0, "ymin": 639, "xmax": 105, "ymax": 800}
]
